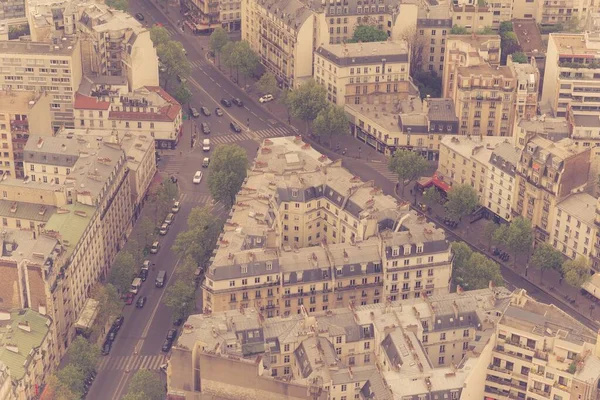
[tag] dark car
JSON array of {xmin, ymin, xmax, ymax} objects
[
  {"xmin": 189, "ymin": 106, "xmax": 200, "ymax": 118},
  {"xmin": 201, "ymin": 122, "xmax": 210, "ymax": 134},
  {"xmin": 215, "ymin": 107, "xmax": 224, "ymax": 116},
  {"xmin": 139, "ymin": 269, "xmax": 148, "ymax": 282},
  {"xmin": 161, "ymin": 339, "xmax": 173, "ymax": 352},
  {"xmin": 112, "ymin": 316, "xmax": 124, "ymax": 331},
  {"xmin": 220, "ymin": 98, "xmax": 232, "ymax": 107},
  {"xmin": 170, "ymin": 175, "xmax": 178, "ymax": 184},
  {"xmin": 230, "ymin": 122, "xmax": 242, "ymax": 133},
  {"xmin": 102, "ymin": 341, "xmax": 112, "ymax": 355},
  {"xmin": 232, "ymin": 98, "xmax": 243, "ymax": 107},
  {"xmin": 167, "ymin": 329, "xmax": 178, "ymax": 341},
  {"xmin": 201, "ymin": 106, "xmax": 211, "ymax": 116},
  {"xmin": 123, "ymin": 292, "xmax": 135, "ymax": 305},
  {"xmin": 136, "ymin": 296, "xmax": 147, "ymax": 308},
  {"xmin": 107, "ymin": 329, "xmax": 117, "ymax": 342},
  {"xmin": 135, "ymin": 13, "xmax": 144, "ymax": 21},
  {"xmin": 173, "ymin": 318, "xmax": 183, "ymax": 326}
]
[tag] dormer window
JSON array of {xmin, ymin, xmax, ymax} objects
[
  {"xmin": 241, "ymin": 265, "xmax": 248, "ymax": 274},
  {"xmin": 392, "ymin": 247, "xmax": 399, "ymax": 256},
  {"xmin": 266, "ymin": 261, "xmax": 273, "ymax": 270},
  {"xmin": 291, "ymin": 189, "xmax": 298, "ymax": 197},
  {"xmin": 403, "ymin": 245, "xmax": 411, "ymax": 255},
  {"xmin": 416, "ymin": 244, "xmax": 424, "ymax": 253}
]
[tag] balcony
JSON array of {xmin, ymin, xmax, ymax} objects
[
  {"xmin": 529, "ymin": 386, "xmax": 551, "ymax": 398},
  {"xmin": 10, "ymin": 120, "xmax": 29, "ymax": 134}
]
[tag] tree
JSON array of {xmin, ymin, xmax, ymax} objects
[
  {"xmin": 109, "ymin": 251, "xmax": 137, "ymax": 293},
  {"xmin": 499, "ymin": 23, "xmax": 521, "ymax": 64},
  {"xmin": 492, "ymin": 224, "xmax": 508, "ymax": 248},
  {"xmin": 221, "ymin": 41, "xmax": 240, "ymax": 77},
  {"xmin": 257, "ymin": 72, "xmax": 278, "ymax": 95},
  {"xmin": 562, "ymin": 257, "xmax": 591, "ymax": 297},
  {"xmin": 400, "ymin": 24, "xmax": 426, "ymax": 75},
  {"xmin": 313, "ymin": 105, "xmax": 349, "ymax": 147},
  {"xmin": 172, "ymin": 206, "xmax": 223, "ymax": 266},
  {"xmin": 287, "ymin": 79, "xmax": 327, "ymax": 134},
  {"xmin": 90, "ymin": 283, "xmax": 122, "ymax": 336},
  {"xmin": 177, "ymin": 255, "xmax": 199, "ymax": 284},
  {"xmin": 511, "ymin": 52, "xmax": 528, "ymax": 63},
  {"xmin": 149, "ymin": 25, "xmax": 170, "ymax": 47},
  {"xmin": 481, "ymin": 220, "xmax": 499, "ymax": 252},
  {"xmin": 41, "ymin": 375, "xmax": 79, "ymax": 400},
  {"xmin": 124, "ymin": 370, "xmax": 165, "ymax": 400},
  {"xmin": 478, "ymin": 26, "xmax": 494, "ymax": 34},
  {"xmin": 157, "ymin": 40, "xmax": 191, "ymax": 90},
  {"xmin": 421, "ymin": 187, "xmax": 440, "ymax": 212},
  {"xmin": 136, "ymin": 216, "xmax": 156, "ymax": 248},
  {"xmin": 499, "ymin": 21, "xmax": 513, "ymax": 34},
  {"xmin": 152, "ymin": 178, "xmax": 179, "ymax": 222},
  {"xmin": 57, "ymin": 365, "xmax": 86, "ymax": 398},
  {"xmin": 209, "ymin": 27, "xmax": 229, "ymax": 67},
  {"xmin": 236, "ymin": 41, "xmax": 260, "ymax": 85},
  {"xmin": 451, "ymin": 242, "xmax": 503, "ymax": 290},
  {"xmin": 502, "ymin": 216, "xmax": 534, "ymax": 267},
  {"xmin": 348, "ymin": 25, "xmax": 388, "ymax": 43},
  {"xmin": 207, "ymin": 144, "xmax": 248, "ymax": 207},
  {"xmin": 280, "ymin": 89, "xmax": 293, "ymax": 123},
  {"xmin": 450, "ymin": 25, "xmax": 468, "ymax": 34},
  {"xmin": 444, "ymin": 184, "xmax": 479, "ymax": 223},
  {"xmin": 563, "ymin": 15, "xmax": 583, "ymax": 32},
  {"xmin": 530, "ymin": 243, "xmax": 564, "ymax": 283},
  {"xmin": 172, "ymin": 83, "xmax": 192, "ymax": 106},
  {"xmin": 413, "ymin": 71, "xmax": 442, "ymax": 99},
  {"xmin": 388, "ymin": 150, "xmax": 429, "ymax": 197},
  {"xmin": 106, "ymin": 0, "xmax": 128, "ymax": 11},
  {"xmin": 164, "ymin": 280, "xmax": 196, "ymax": 323},
  {"xmin": 66, "ymin": 336, "xmax": 100, "ymax": 377}
]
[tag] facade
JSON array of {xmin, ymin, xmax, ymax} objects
[
  {"xmin": 346, "ymin": 97, "xmax": 459, "ymax": 157},
  {"xmin": 416, "ymin": 1, "xmax": 452, "ymax": 74},
  {"xmin": 0, "ymin": 309, "xmax": 53, "ymax": 400},
  {"xmin": 313, "ymin": 41, "xmax": 412, "ymax": 106},
  {"xmin": 0, "ymin": 0, "xmax": 28, "ymax": 40},
  {"xmin": 512, "ymin": 115, "xmax": 570, "ymax": 150},
  {"xmin": 567, "ymin": 112, "xmax": 600, "ymax": 192},
  {"xmin": 201, "ymin": 136, "xmax": 453, "ymax": 317},
  {"xmin": 74, "ymin": 85, "xmax": 183, "ymax": 149},
  {"xmin": 541, "ymin": 32, "xmax": 600, "ymax": 118},
  {"xmin": 0, "ymin": 39, "xmax": 83, "ymax": 130},
  {"xmin": 0, "ymin": 90, "xmax": 53, "ymax": 179},
  {"xmin": 486, "ymin": 141, "xmax": 520, "ymax": 222},
  {"xmin": 510, "ymin": 56, "xmax": 540, "ymax": 121},
  {"xmin": 451, "ymin": 5, "xmax": 494, "ymax": 32},
  {"xmin": 515, "ymin": 135, "xmax": 590, "ymax": 243}
]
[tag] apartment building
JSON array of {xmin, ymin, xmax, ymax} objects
[
  {"xmin": 345, "ymin": 96, "xmax": 459, "ymax": 158},
  {"xmin": 0, "ymin": 363, "xmax": 11, "ymax": 400},
  {"xmin": 515, "ymin": 135, "xmax": 590, "ymax": 243},
  {"xmin": 512, "ymin": 115, "xmax": 570, "ymax": 149},
  {"xmin": 74, "ymin": 85, "xmax": 183, "ymax": 150},
  {"xmin": 241, "ymin": 0, "xmax": 418, "ymax": 88},
  {"xmin": 487, "ymin": 141, "xmax": 520, "ymax": 222},
  {"xmin": 451, "ymin": 4, "xmax": 494, "ymax": 32},
  {"xmin": 0, "ymin": 309, "xmax": 54, "ymax": 400},
  {"xmin": 313, "ymin": 41, "xmax": 412, "ymax": 106},
  {"xmin": 0, "ymin": 0, "xmax": 28, "ymax": 40},
  {"xmin": 510, "ymin": 56, "xmax": 540, "ymax": 121},
  {"xmin": 202, "ymin": 136, "xmax": 453, "ymax": 316},
  {"xmin": 168, "ymin": 287, "xmax": 516, "ymax": 399},
  {"xmin": 567, "ymin": 111, "xmax": 600, "ymax": 192},
  {"xmin": 512, "ymin": 19, "xmax": 546, "ymax": 75},
  {"xmin": 0, "ymin": 90, "xmax": 53, "ymax": 179},
  {"xmin": 416, "ymin": 1, "xmax": 452, "ymax": 74},
  {"xmin": 0, "ymin": 39, "xmax": 83, "ymax": 130},
  {"xmin": 541, "ymin": 32, "xmax": 600, "ymax": 118}
]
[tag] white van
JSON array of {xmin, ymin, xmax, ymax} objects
[
  {"xmin": 202, "ymin": 139, "xmax": 210, "ymax": 152},
  {"xmin": 130, "ymin": 277, "xmax": 142, "ymax": 294}
]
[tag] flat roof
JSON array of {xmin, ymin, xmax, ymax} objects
[
  {"xmin": 44, "ymin": 202, "xmax": 96, "ymax": 258},
  {"xmin": 317, "ymin": 41, "xmax": 409, "ymax": 66},
  {"xmin": 557, "ymin": 192, "xmax": 597, "ymax": 227},
  {"xmin": 0, "ymin": 229, "xmax": 58, "ymax": 265},
  {"xmin": 573, "ymin": 114, "xmax": 600, "ymax": 128},
  {"xmin": 512, "ymin": 19, "xmax": 545, "ymax": 55},
  {"xmin": 0, "ymin": 91, "xmax": 43, "ymax": 112},
  {"xmin": 0, "ymin": 38, "xmax": 78, "ymax": 56}
]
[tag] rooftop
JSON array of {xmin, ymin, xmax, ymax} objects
[
  {"xmin": 316, "ymin": 41, "xmax": 409, "ymax": 66},
  {"xmin": 426, "ymin": 98, "xmax": 458, "ymax": 122},
  {"xmin": 512, "ymin": 19, "xmax": 545, "ymax": 55},
  {"xmin": 573, "ymin": 114, "xmax": 600, "ymax": 128},
  {"xmin": 517, "ymin": 116, "xmax": 570, "ymax": 142},
  {"xmin": 0, "ymin": 309, "xmax": 51, "ymax": 381},
  {"xmin": 457, "ymin": 63, "xmax": 514, "ymax": 79},
  {"xmin": 0, "ymin": 229, "xmax": 58, "ymax": 265},
  {"xmin": 557, "ymin": 192, "xmax": 597, "ymax": 227},
  {"xmin": 0, "ymin": 38, "xmax": 78, "ymax": 56},
  {"xmin": 109, "ymin": 86, "xmax": 181, "ymax": 122},
  {"xmin": 550, "ymin": 32, "xmax": 600, "ymax": 57},
  {"xmin": 74, "ymin": 93, "xmax": 110, "ymax": 111},
  {"xmin": 0, "ymin": 91, "xmax": 46, "ymax": 112},
  {"xmin": 0, "ymin": 200, "xmax": 56, "ymax": 223},
  {"xmin": 44, "ymin": 202, "xmax": 95, "ymax": 258},
  {"xmin": 525, "ymin": 135, "xmax": 587, "ymax": 163},
  {"xmin": 441, "ymin": 135, "xmax": 509, "ymax": 163}
]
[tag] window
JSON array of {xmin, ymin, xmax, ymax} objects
[{"xmin": 438, "ymin": 356, "xmax": 445, "ymax": 364}]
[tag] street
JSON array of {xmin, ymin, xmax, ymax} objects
[{"xmin": 86, "ymin": 1, "xmax": 599, "ymax": 398}]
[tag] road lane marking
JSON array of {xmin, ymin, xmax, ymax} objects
[{"xmin": 216, "ymin": 83, "xmax": 221, "ymax": 87}]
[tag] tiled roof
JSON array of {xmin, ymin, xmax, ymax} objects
[
  {"xmin": 74, "ymin": 93, "xmax": 110, "ymax": 110},
  {"xmin": 109, "ymin": 86, "xmax": 181, "ymax": 122}
]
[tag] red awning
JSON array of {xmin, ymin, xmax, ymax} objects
[{"xmin": 432, "ymin": 172, "xmax": 451, "ymax": 192}]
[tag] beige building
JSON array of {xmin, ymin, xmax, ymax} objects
[
  {"xmin": 202, "ymin": 137, "xmax": 453, "ymax": 317},
  {"xmin": 0, "ymin": 309, "xmax": 54, "ymax": 400},
  {"xmin": 0, "ymin": 90, "xmax": 53, "ymax": 179},
  {"xmin": 451, "ymin": 4, "xmax": 494, "ymax": 32},
  {"xmin": 567, "ymin": 112, "xmax": 600, "ymax": 193},
  {"xmin": 515, "ymin": 135, "xmax": 590, "ymax": 243},
  {"xmin": 417, "ymin": 1, "xmax": 452, "ymax": 74},
  {"xmin": 551, "ymin": 193, "xmax": 597, "ymax": 264},
  {"xmin": 313, "ymin": 41, "xmax": 413, "ymax": 106},
  {"xmin": 512, "ymin": 115, "xmax": 570, "ymax": 150},
  {"xmin": 541, "ymin": 32, "xmax": 600, "ymax": 118},
  {"xmin": 486, "ymin": 141, "xmax": 520, "ymax": 222},
  {"xmin": 0, "ymin": 39, "xmax": 83, "ymax": 130},
  {"xmin": 510, "ymin": 55, "xmax": 540, "ymax": 121}
]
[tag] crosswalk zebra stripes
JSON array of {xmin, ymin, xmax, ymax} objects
[
  {"xmin": 367, "ymin": 161, "xmax": 398, "ymax": 182},
  {"xmin": 253, "ymin": 126, "xmax": 295, "ymax": 138},
  {"xmin": 97, "ymin": 354, "xmax": 166, "ymax": 372},
  {"xmin": 209, "ymin": 132, "xmax": 254, "ymax": 145},
  {"xmin": 177, "ymin": 193, "xmax": 211, "ymax": 205}
]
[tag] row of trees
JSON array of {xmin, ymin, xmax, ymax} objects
[
  {"xmin": 210, "ymin": 28, "xmax": 261, "ymax": 85},
  {"xmin": 452, "ymin": 242, "xmax": 504, "ymax": 290}
]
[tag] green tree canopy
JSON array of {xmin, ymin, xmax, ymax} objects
[
  {"xmin": 287, "ymin": 80, "xmax": 327, "ymax": 133},
  {"xmin": 562, "ymin": 256, "xmax": 591, "ymax": 289},
  {"xmin": 388, "ymin": 150, "xmax": 429, "ymax": 196},
  {"xmin": 478, "ymin": 26, "xmax": 494, "ymax": 34},
  {"xmin": 207, "ymin": 144, "xmax": 248, "ymax": 207},
  {"xmin": 109, "ymin": 251, "xmax": 136, "ymax": 293},
  {"xmin": 349, "ymin": 25, "xmax": 388, "ymax": 42},
  {"xmin": 151, "ymin": 177, "xmax": 179, "ymax": 222},
  {"xmin": 399, "ymin": 24, "xmax": 426, "ymax": 74},
  {"xmin": 66, "ymin": 336, "xmax": 100, "ymax": 376},
  {"xmin": 135, "ymin": 216, "xmax": 156, "ymax": 248},
  {"xmin": 421, "ymin": 187, "xmax": 441, "ymax": 209},
  {"xmin": 236, "ymin": 41, "xmax": 260, "ymax": 82},
  {"xmin": 450, "ymin": 25, "xmax": 468, "ymax": 34},
  {"xmin": 124, "ymin": 370, "xmax": 165, "ymax": 400},
  {"xmin": 413, "ymin": 71, "xmax": 442, "ymax": 99},
  {"xmin": 530, "ymin": 243, "xmax": 564, "ymax": 282},
  {"xmin": 511, "ymin": 52, "xmax": 528, "ymax": 63},
  {"xmin": 172, "ymin": 206, "xmax": 223, "ymax": 266},
  {"xmin": 313, "ymin": 105, "xmax": 349, "ymax": 146},
  {"xmin": 172, "ymin": 83, "xmax": 193, "ymax": 105},
  {"xmin": 57, "ymin": 365, "xmax": 86, "ymax": 398},
  {"xmin": 481, "ymin": 220, "xmax": 500, "ymax": 251},
  {"xmin": 444, "ymin": 184, "xmax": 479, "ymax": 222},
  {"xmin": 164, "ymin": 280, "xmax": 196, "ymax": 322},
  {"xmin": 149, "ymin": 25, "xmax": 170, "ymax": 47},
  {"xmin": 157, "ymin": 40, "xmax": 191, "ymax": 90},
  {"xmin": 257, "ymin": 72, "xmax": 278, "ymax": 95},
  {"xmin": 498, "ymin": 216, "xmax": 533, "ymax": 265},
  {"xmin": 106, "ymin": 0, "xmax": 128, "ymax": 11},
  {"xmin": 90, "ymin": 283, "xmax": 122, "ymax": 336},
  {"xmin": 221, "ymin": 41, "xmax": 240, "ymax": 76},
  {"xmin": 209, "ymin": 27, "xmax": 229, "ymax": 66},
  {"xmin": 451, "ymin": 242, "xmax": 503, "ymax": 290}
]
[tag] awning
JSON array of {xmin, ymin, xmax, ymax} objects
[
  {"xmin": 416, "ymin": 176, "xmax": 433, "ymax": 187},
  {"xmin": 74, "ymin": 298, "xmax": 99, "ymax": 330},
  {"xmin": 432, "ymin": 172, "xmax": 451, "ymax": 192}
]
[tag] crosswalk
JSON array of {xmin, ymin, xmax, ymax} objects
[
  {"xmin": 367, "ymin": 161, "xmax": 398, "ymax": 182},
  {"xmin": 189, "ymin": 60, "xmax": 204, "ymax": 69},
  {"xmin": 97, "ymin": 354, "xmax": 166, "ymax": 372},
  {"xmin": 178, "ymin": 192, "xmax": 211, "ymax": 205},
  {"xmin": 254, "ymin": 126, "xmax": 296, "ymax": 138},
  {"xmin": 163, "ymin": 26, "xmax": 178, "ymax": 37},
  {"xmin": 210, "ymin": 132, "xmax": 254, "ymax": 145},
  {"xmin": 162, "ymin": 157, "xmax": 185, "ymax": 175}
]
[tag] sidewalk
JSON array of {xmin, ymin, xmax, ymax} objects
[{"xmin": 410, "ymin": 187, "xmax": 600, "ymax": 329}]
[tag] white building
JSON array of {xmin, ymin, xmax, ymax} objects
[{"xmin": 486, "ymin": 141, "xmax": 520, "ymax": 222}]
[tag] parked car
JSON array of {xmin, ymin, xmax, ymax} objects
[
  {"xmin": 150, "ymin": 241, "xmax": 160, "ymax": 254},
  {"xmin": 201, "ymin": 106, "xmax": 211, "ymax": 116},
  {"xmin": 107, "ymin": 330, "xmax": 117, "ymax": 342},
  {"xmin": 165, "ymin": 213, "xmax": 175, "ymax": 225},
  {"xmin": 101, "ymin": 341, "xmax": 112, "ymax": 356},
  {"xmin": 112, "ymin": 316, "xmax": 124, "ymax": 331},
  {"xmin": 201, "ymin": 122, "xmax": 210, "ymax": 134},
  {"xmin": 189, "ymin": 106, "xmax": 199, "ymax": 118},
  {"xmin": 232, "ymin": 97, "xmax": 243, "ymax": 107},
  {"xmin": 173, "ymin": 318, "xmax": 183, "ymax": 326},
  {"xmin": 123, "ymin": 292, "xmax": 135, "ymax": 305},
  {"xmin": 141, "ymin": 260, "xmax": 151, "ymax": 270},
  {"xmin": 215, "ymin": 107, "xmax": 224, "ymax": 116},
  {"xmin": 259, "ymin": 94, "xmax": 274, "ymax": 103},
  {"xmin": 202, "ymin": 157, "xmax": 210, "ymax": 168},
  {"xmin": 161, "ymin": 339, "xmax": 172, "ymax": 352},
  {"xmin": 139, "ymin": 269, "xmax": 148, "ymax": 282},
  {"xmin": 220, "ymin": 98, "xmax": 232, "ymax": 107},
  {"xmin": 166, "ymin": 329, "xmax": 178, "ymax": 341},
  {"xmin": 230, "ymin": 122, "xmax": 242, "ymax": 133},
  {"xmin": 136, "ymin": 296, "xmax": 147, "ymax": 308},
  {"xmin": 177, "ymin": 75, "xmax": 187, "ymax": 84},
  {"xmin": 171, "ymin": 201, "xmax": 180, "ymax": 213},
  {"xmin": 135, "ymin": 13, "xmax": 144, "ymax": 21},
  {"xmin": 192, "ymin": 170, "xmax": 203, "ymax": 184},
  {"xmin": 159, "ymin": 223, "xmax": 169, "ymax": 235}
]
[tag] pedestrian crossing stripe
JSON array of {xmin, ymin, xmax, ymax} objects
[
  {"xmin": 97, "ymin": 354, "xmax": 166, "ymax": 371},
  {"xmin": 178, "ymin": 193, "xmax": 211, "ymax": 204},
  {"xmin": 367, "ymin": 162, "xmax": 398, "ymax": 181},
  {"xmin": 210, "ymin": 133, "xmax": 253, "ymax": 144},
  {"xmin": 253, "ymin": 127, "xmax": 294, "ymax": 138}
]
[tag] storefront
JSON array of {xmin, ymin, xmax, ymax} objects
[
  {"xmin": 353, "ymin": 125, "xmax": 390, "ymax": 155},
  {"xmin": 415, "ymin": 172, "xmax": 451, "ymax": 196}
]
